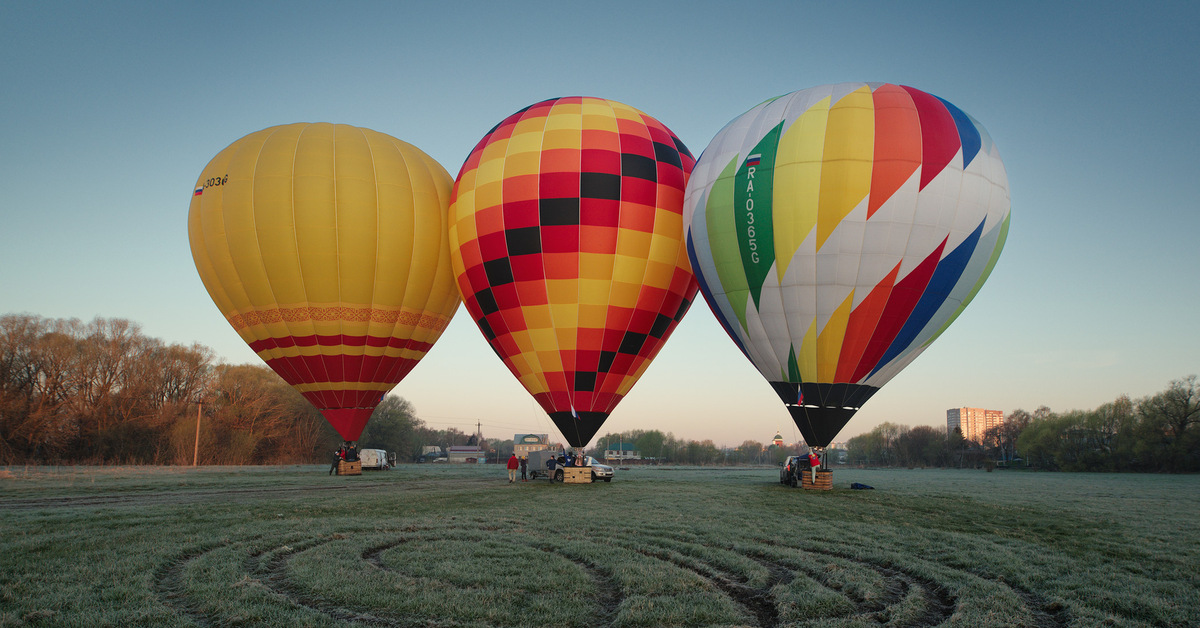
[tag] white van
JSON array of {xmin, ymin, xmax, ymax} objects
[{"xmin": 359, "ymin": 449, "xmax": 393, "ymax": 470}]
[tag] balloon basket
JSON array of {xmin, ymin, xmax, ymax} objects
[
  {"xmin": 802, "ymin": 470, "xmax": 833, "ymax": 491},
  {"xmin": 337, "ymin": 460, "xmax": 362, "ymax": 476},
  {"xmin": 562, "ymin": 467, "xmax": 592, "ymax": 484}
]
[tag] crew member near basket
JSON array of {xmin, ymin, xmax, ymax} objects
[{"xmin": 506, "ymin": 453, "xmax": 519, "ymax": 483}]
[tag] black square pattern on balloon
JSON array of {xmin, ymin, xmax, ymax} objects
[
  {"xmin": 505, "ymin": 226, "xmax": 541, "ymax": 256},
  {"xmin": 574, "ymin": 371, "xmax": 597, "ymax": 392},
  {"xmin": 580, "ymin": 172, "xmax": 621, "ymax": 200},
  {"xmin": 483, "ymin": 258, "xmax": 514, "ymax": 286},
  {"xmin": 474, "ymin": 288, "xmax": 499, "ymax": 315},
  {"xmin": 653, "ymin": 141, "xmax": 683, "ymax": 169},
  {"xmin": 673, "ymin": 136, "xmax": 694, "ymax": 160},
  {"xmin": 649, "ymin": 313, "xmax": 673, "ymax": 339},
  {"xmin": 621, "ymin": 153, "xmax": 658, "ymax": 182},
  {"xmin": 477, "ymin": 317, "xmax": 497, "ymax": 341},
  {"xmin": 618, "ymin": 331, "xmax": 647, "ymax": 355},
  {"xmin": 539, "ymin": 198, "xmax": 580, "ymax": 225},
  {"xmin": 673, "ymin": 298, "xmax": 692, "ymax": 320},
  {"xmin": 598, "ymin": 350, "xmax": 616, "ymax": 373}
]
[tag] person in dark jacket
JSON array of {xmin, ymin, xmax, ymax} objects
[
  {"xmin": 329, "ymin": 444, "xmax": 346, "ymax": 475},
  {"xmin": 519, "ymin": 456, "xmax": 528, "ymax": 481}
]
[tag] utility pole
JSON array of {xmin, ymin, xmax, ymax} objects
[{"xmin": 192, "ymin": 400, "xmax": 202, "ymax": 466}]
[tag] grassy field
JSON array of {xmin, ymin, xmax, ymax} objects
[{"xmin": 1, "ymin": 464, "xmax": 1196, "ymax": 628}]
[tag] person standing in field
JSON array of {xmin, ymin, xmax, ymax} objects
[
  {"xmin": 519, "ymin": 456, "xmax": 528, "ymax": 481},
  {"xmin": 506, "ymin": 453, "xmax": 519, "ymax": 483},
  {"xmin": 808, "ymin": 450, "xmax": 821, "ymax": 485},
  {"xmin": 329, "ymin": 444, "xmax": 346, "ymax": 475}
]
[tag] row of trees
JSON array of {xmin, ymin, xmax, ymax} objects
[
  {"xmin": 584, "ymin": 430, "xmax": 803, "ymax": 466},
  {"xmin": 0, "ymin": 314, "xmax": 481, "ymax": 465},
  {"xmin": 5, "ymin": 314, "xmax": 1195, "ymax": 471},
  {"xmin": 1014, "ymin": 379, "xmax": 1199, "ymax": 472},
  {"xmin": 0, "ymin": 314, "xmax": 333, "ymax": 464},
  {"xmin": 843, "ymin": 376, "xmax": 1199, "ymax": 472}
]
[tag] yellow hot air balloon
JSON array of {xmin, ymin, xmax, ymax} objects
[{"xmin": 188, "ymin": 123, "xmax": 459, "ymax": 441}]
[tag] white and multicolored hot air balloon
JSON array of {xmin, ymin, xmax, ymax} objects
[{"xmin": 684, "ymin": 83, "xmax": 1010, "ymax": 447}]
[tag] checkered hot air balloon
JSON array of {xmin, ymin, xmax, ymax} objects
[
  {"xmin": 188, "ymin": 123, "xmax": 460, "ymax": 442},
  {"xmin": 684, "ymin": 84, "xmax": 1010, "ymax": 447},
  {"xmin": 449, "ymin": 97, "xmax": 698, "ymax": 448}
]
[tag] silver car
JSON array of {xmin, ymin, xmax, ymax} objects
[{"xmin": 585, "ymin": 456, "xmax": 614, "ymax": 482}]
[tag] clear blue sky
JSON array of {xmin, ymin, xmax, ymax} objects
[{"xmin": 2, "ymin": 1, "xmax": 1197, "ymax": 447}]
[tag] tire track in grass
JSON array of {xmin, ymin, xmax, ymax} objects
[
  {"xmin": 762, "ymin": 539, "xmax": 1068, "ymax": 628},
  {"xmin": 803, "ymin": 546, "xmax": 1068, "ymax": 628},
  {"xmin": 790, "ymin": 547, "xmax": 953, "ymax": 626},
  {"xmin": 151, "ymin": 523, "xmax": 1067, "ymax": 627},
  {"xmin": 153, "ymin": 543, "xmax": 226, "ymax": 627},
  {"xmin": 156, "ymin": 536, "xmax": 416, "ymax": 627},
  {"xmin": 619, "ymin": 541, "xmax": 783, "ymax": 627},
  {"xmin": 606, "ymin": 529, "xmax": 952, "ymax": 627},
  {"xmin": 362, "ymin": 528, "xmax": 623, "ymax": 627}
]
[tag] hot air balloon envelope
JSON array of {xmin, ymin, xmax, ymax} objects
[
  {"xmin": 449, "ymin": 97, "xmax": 698, "ymax": 447},
  {"xmin": 684, "ymin": 84, "xmax": 1010, "ymax": 447},
  {"xmin": 188, "ymin": 123, "xmax": 459, "ymax": 442}
]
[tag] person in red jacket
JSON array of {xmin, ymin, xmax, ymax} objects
[
  {"xmin": 807, "ymin": 450, "xmax": 821, "ymax": 485},
  {"xmin": 506, "ymin": 454, "xmax": 519, "ymax": 483}
]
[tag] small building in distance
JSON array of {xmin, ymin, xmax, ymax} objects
[
  {"xmin": 772, "ymin": 432, "xmax": 785, "ymax": 447},
  {"xmin": 447, "ymin": 445, "xmax": 486, "ymax": 464},
  {"xmin": 514, "ymin": 433, "xmax": 552, "ymax": 458},
  {"xmin": 947, "ymin": 407, "xmax": 1005, "ymax": 444},
  {"xmin": 604, "ymin": 442, "xmax": 640, "ymax": 462}
]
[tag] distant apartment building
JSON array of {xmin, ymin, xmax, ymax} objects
[
  {"xmin": 947, "ymin": 407, "xmax": 1005, "ymax": 444},
  {"xmin": 513, "ymin": 434, "xmax": 552, "ymax": 458}
]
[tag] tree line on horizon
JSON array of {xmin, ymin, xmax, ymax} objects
[
  {"xmin": 0, "ymin": 314, "xmax": 477, "ymax": 465},
  {"xmin": 3, "ymin": 314, "xmax": 1196, "ymax": 471},
  {"xmin": 843, "ymin": 377, "xmax": 1199, "ymax": 473}
]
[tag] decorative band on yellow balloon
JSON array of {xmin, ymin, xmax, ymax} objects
[
  {"xmin": 226, "ymin": 306, "xmax": 451, "ymax": 334},
  {"xmin": 188, "ymin": 122, "xmax": 459, "ymax": 442}
]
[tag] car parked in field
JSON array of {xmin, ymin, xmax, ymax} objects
[
  {"xmin": 526, "ymin": 451, "xmax": 614, "ymax": 482},
  {"xmin": 359, "ymin": 448, "xmax": 394, "ymax": 470},
  {"xmin": 779, "ymin": 455, "xmax": 812, "ymax": 487},
  {"xmin": 585, "ymin": 457, "xmax": 614, "ymax": 482}
]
